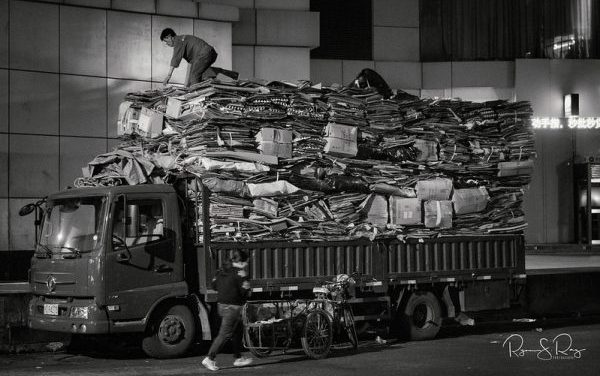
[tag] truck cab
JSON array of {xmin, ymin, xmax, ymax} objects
[{"xmin": 28, "ymin": 184, "xmax": 200, "ymax": 358}]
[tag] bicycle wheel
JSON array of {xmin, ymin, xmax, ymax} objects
[
  {"xmin": 342, "ymin": 306, "xmax": 358, "ymax": 349},
  {"xmin": 301, "ymin": 309, "xmax": 332, "ymax": 359}
]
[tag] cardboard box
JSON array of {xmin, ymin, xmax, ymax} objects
[
  {"xmin": 117, "ymin": 101, "xmax": 139, "ymax": 136},
  {"xmin": 414, "ymin": 139, "xmax": 439, "ymax": 161},
  {"xmin": 138, "ymin": 107, "xmax": 164, "ymax": 139},
  {"xmin": 452, "ymin": 187, "xmax": 489, "ymax": 215},
  {"xmin": 253, "ymin": 198, "xmax": 278, "ymax": 216},
  {"xmin": 258, "ymin": 141, "xmax": 292, "ymax": 158},
  {"xmin": 424, "ymin": 200, "xmax": 453, "ymax": 229},
  {"xmin": 323, "ymin": 123, "xmax": 358, "ymax": 157},
  {"xmin": 165, "ymin": 96, "xmax": 206, "ymax": 120},
  {"xmin": 257, "ymin": 128, "xmax": 293, "ymax": 143},
  {"xmin": 365, "ymin": 194, "xmax": 389, "ymax": 226},
  {"xmin": 416, "ymin": 178, "xmax": 453, "ymax": 200},
  {"xmin": 389, "ymin": 197, "xmax": 422, "ymax": 225}
]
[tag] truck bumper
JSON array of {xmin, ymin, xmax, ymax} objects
[{"xmin": 28, "ymin": 296, "xmax": 110, "ymax": 334}]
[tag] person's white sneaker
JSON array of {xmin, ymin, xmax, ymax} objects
[
  {"xmin": 202, "ymin": 357, "xmax": 219, "ymax": 371},
  {"xmin": 233, "ymin": 356, "xmax": 253, "ymax": 367}
]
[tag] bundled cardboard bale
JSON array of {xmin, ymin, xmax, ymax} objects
[
  {"xmin": 256, "ymin": 128, "xmax": 293, "ymax": 158},
  {"xmin": 452, "ymin": 187, "xmax": 489, "ymax": 215},
  {"xmin": 416, "ymin": 178, "xmax": 453, "ymax": 201},
  {"xmin": 413, "ymin": 139, "xmax": 438, "ymax": 161},
  {"xmin": 389, "ymin": 197, "xmax": 422, "ymax": 225},
  {"xmin": 363, "ymin": 194, "xmax": 389, "ymax": 226},
  {"xmin": 424, "ymin": 200, "xmax": 453, "ymax": 229},
  {"xmin": 497, "ymin": 160, "xmax": 534, "ymax": 177},
  {"xmin": 323, "ymin": 123, "xmax": 358, "ymax": 157}
]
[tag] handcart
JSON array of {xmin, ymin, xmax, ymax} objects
[{"xmin": 242, "ymin": 276, "xmax": 359, "ymax": 360}]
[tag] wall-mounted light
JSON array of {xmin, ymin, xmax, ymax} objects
[{"xmin": 564, "ymin": 93, "xmax": 579, "ymax": 117}]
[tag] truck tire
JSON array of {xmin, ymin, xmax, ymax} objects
[
  {"xmin": 398, "ymin": 291, "xmax": 442, "ymax": 341},
  {"xmin": 142, "ymin": 304, "xmax": 196, "ymax": 359}
]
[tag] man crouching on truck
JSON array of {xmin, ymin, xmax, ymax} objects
[{"xmin": 202, "ymin": 250, "xmax": 254, "ymax": 371}]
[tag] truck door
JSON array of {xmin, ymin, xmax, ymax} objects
[{"xmin": 105, "ymin": 194, "xmax": 177, "ymax": 321}]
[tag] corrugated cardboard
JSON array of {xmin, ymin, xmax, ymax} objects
[
  {"xmin": 452, "ymin": 187, "xmax": 489, "ymax": 214},
  {"xmin": 365, "ymin": 194, "xmax": 389, "ymax": 226},
  {"xmin": 165, "ymin": 96, "xmax": 206, "ymax": 120},
  {"xmin": 138, "ymin": 107, "xmax": 164, "ymax": 139},
  {"xmin": 389, "ymin": 197, "xmax": 422, "ymax": 225},
  {"xmin": 117, "ymin": 101, "xmax": 139, "ymax": 136},
  {"xmin": 257, "ymin": 128, "xmax": 293, "ymax": 144},
  {"xmin": 253, "ymin": 198, "xmax": 278, "ymax": 216},
  {"xmin": 497, "ymin": 160, "xmax": 534, "ymax": 177},
  {"xmin": 323, "ymin": 123, "xmax": 358, "ymax": 157},
  {"xmin": 258, "ymin": 141, "xmax": 292, "ymax": 158},
  {"xmin": 424, "ymin": 200, "xmax": 453, "ymax": 229},
  {"xmin": 416, "ymin": 178, "xmax": 453, "ymax": 200},
  {"xmin": 414, "ymin": 139, "xmax": 438, "ymax": 161}
]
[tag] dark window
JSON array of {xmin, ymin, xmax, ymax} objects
[{"xmin": 310, "ymin": 0, "xmax": 372, "ymax": 60}]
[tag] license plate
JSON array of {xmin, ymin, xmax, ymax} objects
[{"xmin": 44, "ymin": 304, "xmax": 59, "ymax": 316}]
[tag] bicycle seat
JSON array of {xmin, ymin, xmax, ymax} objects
[{"xmin": 312, "ymin": 286, "xmax": 330, "ymax": 295}]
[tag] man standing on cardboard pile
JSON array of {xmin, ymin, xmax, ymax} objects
[{"xmin": 160, "ymin": 28, "xmax": 218, "ymax": 87}]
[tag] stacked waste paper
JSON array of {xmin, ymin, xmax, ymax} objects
[{"xmin": 78, "ymin": 78, "xmax": 536, "ymax": 242}]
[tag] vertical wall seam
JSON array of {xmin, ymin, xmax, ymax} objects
[
  {"xmin": 6, "ymin": 0, "xmax": 11, "ymax": 252},
  {"xmin": 58, "ymin": 3, "xmax": 61, "ymax": 191}
]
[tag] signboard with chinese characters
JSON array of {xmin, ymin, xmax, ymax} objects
[{"xmin": 532, "ymin": 117, "xmax": 600, "ymax": 130}]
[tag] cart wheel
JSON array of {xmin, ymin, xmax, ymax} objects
[
  {"xmin": 301, "ymin": 309, "xmax": 332, "ymax": 359},
  {"xmin": 243, "ymin": 329, "xmax": 272, "ymax": 358},
  {"xmin": 342, "ymin": 307, "xmax": 359, "ymax": 349}
]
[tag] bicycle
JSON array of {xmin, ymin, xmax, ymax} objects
[{"xmin": 302, "ymin": 274, "xmax": 359, "ymax": 358}]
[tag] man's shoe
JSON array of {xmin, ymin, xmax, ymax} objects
[
  {"xmin": 233, "ymin": 356, "xmax": 253, "ymax": 367},
  {"xmin": 202, "ymin": 357, "xmax": 219, "ymax": 371}
]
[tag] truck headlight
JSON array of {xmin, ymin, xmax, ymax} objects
[{"xmin": 69, "ymin": 307, "xmax": 89, "ymax": 319}]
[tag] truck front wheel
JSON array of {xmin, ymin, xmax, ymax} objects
[
  {"xmin": 398, "ymin": 291, "xmax": 442, "ymax": 341},
  {"xmin": 142, "ymin": 304, "xmax": 196, "ymax": 359}
]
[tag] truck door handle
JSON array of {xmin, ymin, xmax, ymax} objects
[
  {"xmin": 154, "ymin": 264, "xmax": 173, "ymax": 273},
  {"xmin": 116, "ymin": 252, "xmax": 130, "ymax": 263}
]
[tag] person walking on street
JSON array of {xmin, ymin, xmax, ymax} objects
[
  {"xmin": 202, "ymin": 250, "xmax": 253, "ymax": 371},
  {"xmin": 160, "ymin": 28, "xmax": 218, "ymax": 87}
]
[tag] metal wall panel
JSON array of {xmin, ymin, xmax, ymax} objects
[
  {"xmin": 0, "ymin": 199, "xmax": 7, "ymax": 250},
  {"xmin": 232, "ymin": 8, "xmax": 255, "ymax": 46},
  {"xmin": 232, "ymin": 45, "xmax": 254, "ymax": 80},
  {"xmin": 60, "ymin": 6, "xmax": 107, "ymax": 76},
  {"xmin": 151, "ymin": 16, "xmax": 193, "ymax": 84},
  {"xmin": 156, "ymin": 0, "xmax": 198, "ymax": 18},
  {"xmin": 0, "ymin": 134, "xmax": 7, "ymax": 197},
  {"xmin": 373, "ymin": 0, "xmax": 419, "ymax": 28},
  {"xmin": 254, "ymin": 46, "xmax": 309, "ymax": 82},
  {"xmin": 9, "ymin": 71, "xmax": 59, "ymax": 135},
  {"xmin": 374, "ymin": 61, "xmax": 422, "ymax": 90},
  {"xmin": 422, "ymin": 62, "xmax": 451, "ymax": 90},
  {"xmin": 373, "ymin": 26, "xmax": 419, "ymax": 62},
  {"xmin": 256, "ymin": 0, "xmax": 309, "ymax": 10},
  {"xmin": 59, "ymin": 136, "xmax": 106, "ymax": 189},
  {"xmin": 107, "ymin": 79, "xmax": 151, "ymax": 138},
  {"xmin": 60, "ymin": 75, "xmax": 107, "ymax": 137},
  {"xmin": 0, "ymin": 69, "xmax": 7, "ymax": 133},
  {"xmin": 452, "ymin": 62, "xmax": 515, "ymax": 88},
  {"xmin": 256, "ymin": 10, "xmax": 319, "ymax": 47},
  {"xmin": 0, "ymin": 0, "xmax": 7, "ymax": 68},
  {"xmin": 107, "ymin": 11, "xmax": 152, "ymax": 81},
  {"xmin": 10, "ymin": 1, "xmax": 59, "ymax": 72},
  {"xmin": 9, "ymin": 198, "xmax": 36, "ymax": 250},
  {"xmin": 64, "ymin": 0, "xmax": 111, "ymax": 7},
  {"xmin": 111, "ymin": 0, "xmax": 156, "ymax": 14},
  {"xmin": 310, "ymin": 59, "xmax": 342, "ymax": 86},
  {"xmin": 9, "ymin": 134, "xmax": 59, "ymax": 198},
  {"xmin": 194, "ymin": 19, "xmax": 232, "ymax": 70}
]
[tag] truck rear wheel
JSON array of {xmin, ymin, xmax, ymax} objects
[
  {"xmin": 142, "ymin": 304, "xmax": 196, "ymax": 359},
  {"xmin": 398, "ymin": 291, "xmax": 442, "ymax": 341}
]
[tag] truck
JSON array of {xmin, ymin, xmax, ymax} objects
[{"xmin": 27, "ymin": 175, "xmax": 526, "ymax": 359}]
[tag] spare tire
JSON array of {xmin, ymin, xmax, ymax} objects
[{"xmin": 398, "ymin": 291, "xmax": 442, "ymax": 341}]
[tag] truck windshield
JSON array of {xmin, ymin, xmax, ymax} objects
[{"xmin": 38, "ymin": 196, "xmax": 107, "ymax": 256}]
